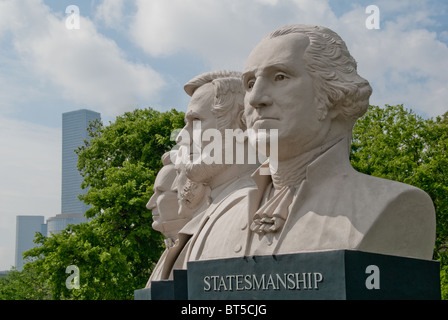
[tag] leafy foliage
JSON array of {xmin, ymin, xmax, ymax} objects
[
  {"xmin": 0, "ymin": 264, "xmax": 51, "ymax": 300},
  {"xmin": 18, "ymin": 108, "xmax": 184, "ymax": 299}
]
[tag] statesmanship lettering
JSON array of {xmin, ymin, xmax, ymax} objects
[{"xmin": 203, "ymin": 272, "xmax": 323, "ymax": 292}]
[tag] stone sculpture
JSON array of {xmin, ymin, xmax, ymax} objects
[
  {"xmin": 145, "ymin": 151, "xmax": 187, "ymax": 286},
  {"xmin": 241, "ymin": 25, "xmax": 435, "ymax": 260},
  {"xmin": 174, "ymin": 146, "xmax": 212, "ymax": 221},
  {"xmin": 150, "ymin": 71, "xmax": 259, "ymax": 281},
  {"xmin": 145, "ymin": 24, "xmax": 436, "ymax": 289}
]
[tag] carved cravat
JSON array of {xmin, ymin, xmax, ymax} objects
[
  {"xmin": 250, "ymin": 138, "xmax": 342, "ymax": 234},
  {"xmin": 250, "ymin": 184, "xmax": 295, "ymax": 234},
  {"xmin": 164, "ymin": 237, "xmax": 177, "ymax": 248}
]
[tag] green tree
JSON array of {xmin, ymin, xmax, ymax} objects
[
  {"xmin": 0, "ymin": 265, "xmax": 51, "ymax": 300},
  {"xmin": 351, "ymin": 104, "xmax": 448, "ymax": 298},
  {"xmin": 23, "ymin": 108, "xmax": 185, "ymax": 299}
]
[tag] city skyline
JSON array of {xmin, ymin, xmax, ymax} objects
[{"xmin": 11, "ymin": 109, "xmax": 99, "ymax": 271}]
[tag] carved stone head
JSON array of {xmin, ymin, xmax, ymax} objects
[
  {"xmin": 243, "ymin": 24, "xmax": 372, "ymax": 161},
  {"xmin": 178, "ymin": 70, "xmax": 247, "ymax": 185},
  {"xmin": 146, "ymin": 152, "xmax": 186, "ymax": 240}
]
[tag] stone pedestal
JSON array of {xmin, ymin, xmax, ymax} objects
[
  {"xmin": 135, "ymin": 250, "xmax": 440, "ymax": 300},
  {"xmin": 134, "ymin": 269, "xmax": 188, "ymax": 300},
  {"xmin": 188, "ymin": 250, "xmax": 440, "ymax": 300}
]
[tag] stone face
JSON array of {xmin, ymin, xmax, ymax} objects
[
  {"xmin": 145, "ymin": 152, "xmax": 187, "ymax": 286},
  {"xmin": 141, "ymin": 24, "xmax": 437, "ymax": 295}
]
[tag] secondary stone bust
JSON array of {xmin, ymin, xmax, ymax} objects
[{"xmin": 185, "ymin": 24, "xmax": 436, "ymax": 262}]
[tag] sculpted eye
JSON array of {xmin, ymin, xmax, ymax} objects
[
  {"xmin": 247, "ymin": 78, "xmax": 255, "ymax": 90},
  {"xmin": 274, "ymin": 74, "xmax": 287, "ymax": 81}
]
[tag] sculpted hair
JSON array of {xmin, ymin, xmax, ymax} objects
[
  {"xmin": 184, "ymin": 70, "xmax": 242, "ymax": 96},
  {"xmin": 211, "ymin": 77, "xmax": 246, "ymax": 132},
  {"xmin": 184, "ymin": 70, "xmax": 245, "ymax": 131},
  {"xmin": 267, "ymin": 24, "xmax": 372, "ymax": 125}
]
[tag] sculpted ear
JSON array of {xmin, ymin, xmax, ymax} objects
[
  {"xmin": 328, "ymin": 107, "xmax": 341, "ymax": 120},
  {"xmin": 316, "ymin": 101, "xmax": 340, "ymax": 121}
]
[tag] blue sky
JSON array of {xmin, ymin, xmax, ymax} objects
[{"xmin": 0, "ymin": 0, "xmax": 447, "ymax": 270}]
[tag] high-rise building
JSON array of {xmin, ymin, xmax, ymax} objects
[
  {"xmin": 15, "ymin": 216, "xmax": 46, "ymax": 271},
  {"xmin": 14, "ymin": 109, "xmax": 101, "ymax": 270},
  {"xmin": 46, "ymin": 213, "xmax": 87, "ymax": 236},
  {"xmin": 46, "ymin": 109, "xmax": 100, "ymax": 237},
  {"xmin": 61, "ymin": 109, "xmax": 101, "ymax": 214}
]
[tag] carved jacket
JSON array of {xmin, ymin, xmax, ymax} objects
[{"xmin": 186, "ymin": 138, "xmax": 436, "ymax": 261}]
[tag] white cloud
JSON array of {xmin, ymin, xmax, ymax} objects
[
  {"xmin": 0, "ymin": 116, "xmax": 61, "ymax": 270},
  {"xmin": 95, "ymin": 0, "xmax": 125, "ymax": 29},
  {"xmin": 333, "ymin": 2, "xmax": 448, "ymax": 117},
  {"xmin": 129, "ymin": 0, "xmax": 339, "ymax": 70},
  {"xmin": 130, "ymin": 0, "xmax": 447, "ymax": 117},
  {"xmin": 0, "ymin": 0, "xmax": 165, "ymax": 118},
  {"xmin": 0, "ymin": 117, "xmax": 61, "ymax": 204}
]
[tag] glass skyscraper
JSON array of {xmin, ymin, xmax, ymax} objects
[
  {"xmin": 15, "ymin": 215, "xmax": 46, "ymax": 270},
  {"xmin": 46, "ymin": 213, "xmax": 87, "ymax": 236},
  {"xmin": 61, "ymin": 109, "xmax": 101, "ymax": 214},
  {"xmin": 45, "ymin": 109, "xmax": 100, "ymax": 236}
]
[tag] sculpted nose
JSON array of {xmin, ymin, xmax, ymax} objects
[
  {"xmin": 146, "ymin": 193, "xmax": 157, "ymax": 210},
  {"xmin": 248, "ymin": 79, "xmax": 273, "ymax": 108},
  {"xmin": 176, "ymin": 126, "xmax": 193, "ymax": 147}
]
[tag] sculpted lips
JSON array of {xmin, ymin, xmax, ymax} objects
[
  {"xmin": 252, "ymin": 116, "xmax": 280, "ymax": 126},
  {"xmin": 253, "ymin": 115, "xmax": 279, "ymax": 122}
]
